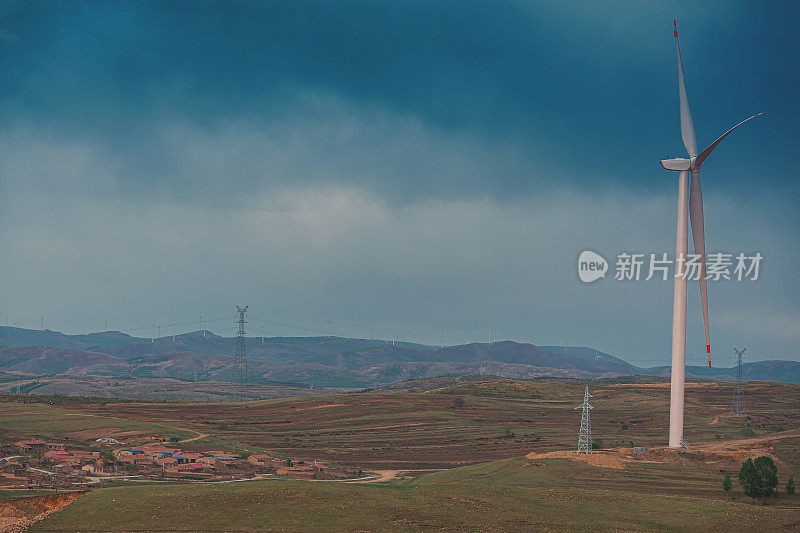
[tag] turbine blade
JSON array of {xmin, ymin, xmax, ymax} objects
[
  {"xmin": 689, "ymin": 170, "xmax": 711, "ymax": 367},
  {"xmin": 674, "ymin": 20, "xmax": 697, "ymax": 157},
  {"xmin": 695, "ymin": 112, "xmax": 766, "ymax": 167}
]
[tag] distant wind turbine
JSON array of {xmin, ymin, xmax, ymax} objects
[{"xmin": 660, "ymin": 20, "xmax": 764, "ymax": 449}]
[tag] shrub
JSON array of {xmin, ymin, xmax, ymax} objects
[
  {"xmin": 591, "ymin": 438, "xmax": 603, "ymax": 450},
  {"xmin": 452, "ymin": 397, "xmax": 465, "ymax": 409},
  {"xmin": 787, "ymin": 475, "xmax": 795, "ymax": 495},
  {"xmin": 621, "ymin": 422, "xmax": 629, "ymax": 430},
  {"xmin": 742, "ymin": 427, "xmax": 756, "ymax": 438},
  {"xmin": 723, "ymin": 473, "xmax": 732, "ymax": 497}
]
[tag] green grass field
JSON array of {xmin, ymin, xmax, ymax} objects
[
  {"xmin": 30, "ymin": 457, "xmax": 800, "ymax": 532},
  {"xmin": 0, "ymin": 402, "xmax": 197, "ymax": 441}
]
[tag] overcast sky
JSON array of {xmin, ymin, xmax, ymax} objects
[{"xmin": 1, "ymin": 1, "xmax": 798, "ymax": 365}]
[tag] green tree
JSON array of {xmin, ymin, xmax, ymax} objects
[
  {"xmin": 621, "ymin": 422, "xmax": 629, "ymax": 430},
  {"xmin": 787, "ymin": 475, "xmax": 795, "ymax": 495},
  {"xmin": 723, "ymin": 473, "xmax": 732, "ymax": 497},
  {"xmin": 739, "ymin": 456, "xmax": 778, "ymax": 503},
  {"xmin": 101, "ymin": 450, "xmax": 116, "ymax": 468},
  {"xmin": 286, "ymin": 458, "xmax": 293, "ymax": 467},
  {"xmin": 591, "ymin": 438, "xmax": 603, "ymax": 450}
]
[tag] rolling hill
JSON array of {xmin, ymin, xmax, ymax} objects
[
  {"xmin": 0, "ymin": 346, "xmax": 122, "ymax": 374},
  {"xmin": 0, "ymin": 327, "xmax": 798, "ymax": 394}
]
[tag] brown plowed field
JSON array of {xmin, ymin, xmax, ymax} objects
[{"xmin": 25, "ymin": 379, "xmax": 798, "ymax": 470}]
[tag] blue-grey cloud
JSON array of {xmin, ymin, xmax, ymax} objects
[{"xmin": 0, "ymin": 1, "xmax": 798, "ymax": 364}]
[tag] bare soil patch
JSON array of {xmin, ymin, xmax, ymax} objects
[
  {"xmin": 527, "ymin": 429, "xmax": 800, "ymax": 471},
  {"xmin": 0, "ymin": 491, "xmax": 85, "ymax": 533}
]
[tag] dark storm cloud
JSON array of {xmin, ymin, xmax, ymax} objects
[
  {"xmin": 2, "ymin": 1, "xmax": 797, "ymax": 201},
  {"xmin": 0, "ymin": 1, "xmax": 798, "ymax": 362}
]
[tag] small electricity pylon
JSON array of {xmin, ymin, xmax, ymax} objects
[
  {"xmin": 575, "ymin": 385, "xmax": 593, "ymax": 454},
  {"xmin": 233, "ymin": 306, "xmax": 248, "ymax": 402},
  {"xmin": 731, "ymin": 347, "xmax": 746, "ymax": 416}
]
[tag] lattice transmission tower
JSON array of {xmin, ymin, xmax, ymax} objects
[
  {"xmin": 731, "ymin": 347, "xmax": 746, "ymax": 416},
  {"xmin": 233, "ymin": 306, "xmax": 248, "ymax": 402},
  {"xmin": 575, "ymin": 385, "xmax": 593, "ymax": 454}
]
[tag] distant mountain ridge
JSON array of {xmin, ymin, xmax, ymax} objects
[
  {"xmin": 0, "ymin": 326, "xmax": 797, "ymax": 387},
  {"xmin": 645, "ymin": 360, "xmax": 800, "ymax": 384}
]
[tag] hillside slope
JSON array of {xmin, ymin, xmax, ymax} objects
[{"xmin": 1, "ymin": 326, "xmax": 798, "ymax": 386}]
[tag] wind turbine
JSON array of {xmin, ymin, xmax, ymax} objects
[{"xmin": 660, "ymin": 20, "xmax": 763, "ymax": 449}]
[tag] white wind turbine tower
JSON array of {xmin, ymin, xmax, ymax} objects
[{"xmin": 660, "ymin": 20, "xmax": 763, "ymax": 449}]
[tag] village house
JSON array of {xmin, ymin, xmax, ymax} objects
[
  {"xmin": 81, "ymin": 463, "xmax": 105, "ymax": 475},
  {"xmin": 43, "ymin": 450, "xmax": 73, "ymax": 462},
  {"xmin": 71, "ymin": 451, "xmax": 101, "ymax": 462},
  {"xmin": 154, "ymin": 456, "xmax": 178, "ymax": 467},
  {"xmin": 247, "ymin": 454, "xmax": 277, "ymax": 466},
  {"xmin": 147, "ymin": 451, "xmax": 173, "ymax": 461},
  {"xmin": 117, "ymin": 454, "xmax": 151, "ymax": 466},
  {"xmin": 168, "ymin": 463, "xmax": 211, "ymax": 473},
  {"xmin": 197, "ymin": 455, "xmax": 239, "ymax": 467},
  {"xmin": 115, "ymin": 449, "xmax": 144, "ymax": 459},
  {"xmin": 141, "ymin": 444, "xmax": 173, "ymax": 455}
]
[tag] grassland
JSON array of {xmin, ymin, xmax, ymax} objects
[
  {"xmin": 6, "ymin": 379, "xmax": 800, "ymax": 531},
  {"xmin": 0, "ymin": 402, "xmax": 197, "ymax": 441},
  {"xmin": 30, "ymin": 457, "xmax": 800, "ymax": 532},
  {"xmin": 23, "ymin": 379, "xmax": 797, "ymax": 469}
]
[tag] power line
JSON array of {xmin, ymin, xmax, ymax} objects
[
  {"xmin": 574, "ymin": 385, "xmax": 593, "ymax": 454},
  {"xmin": 731, "ymin": 347, "xmax": 746, "ymax": 416},
  {"xmin": 234, "ymin": 306, "xmax": 248, "ymax": 402}
]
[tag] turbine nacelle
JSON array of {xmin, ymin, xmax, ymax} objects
[{"xmin": 660, "ymin": 158, "xmax": 692, "ymax": 171}]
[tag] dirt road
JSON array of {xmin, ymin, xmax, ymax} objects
[
  {"xmin": 349, "ymin": 470, "xmax": 402, "ymax": 483},
  {"xmin": 526, "ymin": 428, "xmax": 800, "ymax": 470}
]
